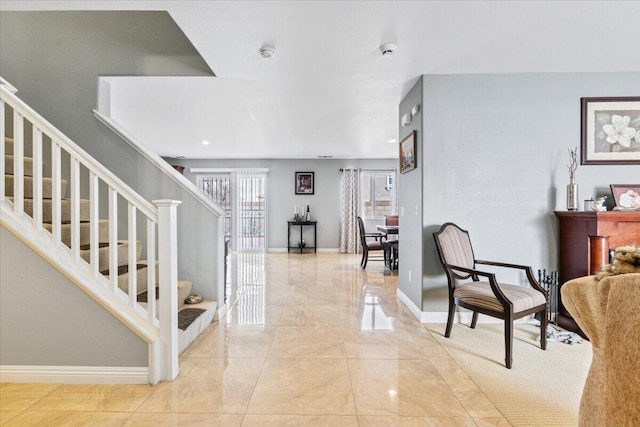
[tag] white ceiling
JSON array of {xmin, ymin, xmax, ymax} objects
[{"xmin": 3, "ymin": 1, "xmax": 640, "ymax": 159}]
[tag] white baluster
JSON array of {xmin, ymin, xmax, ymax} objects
[
  {"xmin": 12, "ymin": 111, "xmax": 24, "ymax": 215},
  {"xmin": 32, "ymin": 128, "xmax": 43, "ymax": 230},
  {"xmin": 154, "ymin": 199, "xmax": 181, "ymax": 381},
  {"xmin": 51, "ymin": 142, "xmax": 62, "ymax": 245},
  {"xmin": 0, "ymin": 100, "xmax": 4, "ymax": 200},
  {"xmin": 70, "ymin": 157, "xmax": 80, "ymax": 260},
  {"xmin": 146, "ymin": 218, "xmax": 157, "ymax": 322},
  {"xmin": 128, "ymin": 203, "xmax": 137, "ymax": 307},
  {"xmin": 108, "ymin": 188, "xmax": 118, "ymax": 292},
  {"xmin": 89, "ymin": 172, "xmax": 100, "ymax": 277}
]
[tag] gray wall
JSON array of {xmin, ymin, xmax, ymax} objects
[
  {"xmin": 0, "ymin": 228, "xmax": 147, "ymax": 366},
  {"xmin": 397, "ymin": 77, "xmax": 424, "ymax": 309},
  {"xmin": 421, "ymin": 72, "xmax": 640, "ymax": 312},
  {"xmin": 170, "ymin": 158, "xmax": 397, "ymax": 250}
]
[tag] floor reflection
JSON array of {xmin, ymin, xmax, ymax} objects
[{"xmin": 360, "ymin": 292, "xmax": 394, "ymax": 330}]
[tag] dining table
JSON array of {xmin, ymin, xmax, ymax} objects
[
  {"xmin": 376, "ymin": 224, "xmax": 398, "ymax": 239},
  {"xmin": 376, "ymin": 225, "xmax": 399, "ymax": 269}
]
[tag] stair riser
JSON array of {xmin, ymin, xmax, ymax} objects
[
  {"xmin": 5, "ymin": 175, "xmax": 68, "ymax": 199},
  {"xmin": 140, "ymin": 280, "xmax": 193, "ymax": 312},
  {"xmin": 178, "ymin": 280, "xmax": 193, "ymax": 309},
  {"xmin": 110, "ymin": 264, "xmax": 159, "ymax": 296},
  {"xmin": 80, "ymin": 241, "xmax": 143, "ymax": 274},
  {"xmin": 43, "ymin": 220, "xmax": 109, "ymax": 247},
  {"xmin": 5, "ymin": 155, "xmax": 34, "ymax": 177},
  {"xmin": 4, "ymin": 137, "xmax": 14, "ymax": 155},
  {"xmin": 8, "ymin": 198, "xmax": 91, "ymax": 223}
]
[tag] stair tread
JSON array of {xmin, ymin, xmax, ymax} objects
[{"xmin": 100, "ymin": 263, "xmax": 147, "ymax": 277}]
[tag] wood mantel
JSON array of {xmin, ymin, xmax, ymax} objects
[{"xmin": 554, "ymin": 210, "xmax": 640, "ymax": 335}]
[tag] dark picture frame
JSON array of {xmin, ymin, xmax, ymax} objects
[
  {"xmin": 581, "ymin": 97, "xmax": 640, "ymax": 165},
  {"xmin": 610, "ymin": 184, "xmax": 640, "ymax": 210},
  {"xmin": 295, "ymin": 172, "xmax": 314, "ymax": 195},
  {"xmin": 399, "ymin": 131, "xmax": 416, "ymax": 174}
]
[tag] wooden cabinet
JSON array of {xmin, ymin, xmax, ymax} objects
[{"xmin": 554, "ymin": 211, "xmax": 640, "ymax": 335}]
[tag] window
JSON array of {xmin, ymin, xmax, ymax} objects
[
  {"xmin": 361, "ymin": 170, "xmax": 396, "ymax": 219},
  {"xmin": 197, "ymin": 170, "xmax": 267, "ymax": 252}
]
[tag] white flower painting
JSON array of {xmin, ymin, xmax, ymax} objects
[
  {"xmin": 602, "ymin": 115, "xmax": 637, "ymax": 148},
  {"xmin": 581, "ymin": 97, "xmax": 640, "ymax": 164}
]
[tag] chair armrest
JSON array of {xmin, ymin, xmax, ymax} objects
[
  {"xmin": 364, "ymin": 232, "xmax": 384, "ymax": 241},
  {"xmin": 475, "ymin": 260, "xmax": 547, "ymax": 295},
  {"xmin": 444, "ymin": 263, "xmax": 513, "ymax": 308}
]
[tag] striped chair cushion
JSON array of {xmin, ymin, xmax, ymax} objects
[{"xmin": 454, "ymin": 282, "xmax": 546, "ymax": 313}]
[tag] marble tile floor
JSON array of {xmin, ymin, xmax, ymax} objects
[{"xmin": 0, "ymin": 253, "xmax": 512, "ymax": 426}]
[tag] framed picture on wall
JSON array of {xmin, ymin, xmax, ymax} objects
[
  {"xmin": 581, "ymin": 97, "xmax": 640, "ymax": 165},
  {"xmin": 399, "ymin": 131, "xmax": 416, "ymax": 174},
  {"xmin": 295, "ymin": 172, "xmax": 314, "ymax": 195}
]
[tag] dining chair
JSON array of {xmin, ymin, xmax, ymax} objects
[
  {"xmin": 433, "ymin": 222, "xmax": 548, "ymax": 369},
  {"xmin": 385, "ymin": 215, "xmax": 399, "ymax": 226},
  {"xmin": 357, "ymin": 216, "xmax": 385, "ymax": 269}
]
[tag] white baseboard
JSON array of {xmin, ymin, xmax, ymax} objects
[
  {"xmin": 0, "ymin": 365, "xmax": 148, "ymax": 384},
  {"xmin": 396, "ymin": 289, "xmax": 528, "ymax": 324}
]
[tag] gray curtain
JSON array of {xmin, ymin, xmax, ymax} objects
[{"xmin": 339, "ymin": 169, "xmax": 361, "ymax": 254}]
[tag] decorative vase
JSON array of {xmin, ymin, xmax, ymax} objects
[{"xmin": 567, "ymin": 180, "xmax": 578, "ymax": 211}]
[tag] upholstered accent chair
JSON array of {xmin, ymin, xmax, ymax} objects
[
  {"xmin": 562, "ymin": 273, "xmax": 640, "ymax": 427},
  {"xmin": 433, "ymin": 222, "xmax": 548, "ymax": 369},
  {"xmin": 356, "ymin": 216, "xmax": 384, "ymax": 269}
]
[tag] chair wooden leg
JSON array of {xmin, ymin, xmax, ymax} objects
[
  {"xmin": 445, "ymin": 301, "xmax": 455, "ymax": 338},
  {"xmin": 360, "ymin": 249, "xmax": 366, "ymax": 267},
  {"xmin": 505, "ymin": 315, "xmax": 513, "ymax": 369},
  {"xmin": 362, "ymin": 248, "xmax": 368, "ymax": 269},
  {"xmin": 540, "ymin": 307, "xmax": 548, "ymax": 350},
  {"xmin": 470, "ymin": 312, "xmax": 479, "ymax": 329}
]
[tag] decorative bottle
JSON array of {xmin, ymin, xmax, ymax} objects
[{"xmin": 305, "ymin": 205, "xmax": 310, "ymax": 221}]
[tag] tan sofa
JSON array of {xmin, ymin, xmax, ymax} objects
[{"xmin": 561, "ymin": 273, "xmax": 640, "ymax": 426}]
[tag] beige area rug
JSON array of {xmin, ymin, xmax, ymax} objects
[{"xmin": 426, "ymin": 322, "xmax": 591, "ymax": 427}]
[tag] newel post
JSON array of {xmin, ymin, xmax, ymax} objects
[{"xmin": 154, "ymin": 199, "xmax": 181, "ymax": 381}]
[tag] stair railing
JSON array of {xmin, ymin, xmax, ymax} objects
[{"xmin": 0, "ymin": 82, "xmax": 178, "ymax": 384}]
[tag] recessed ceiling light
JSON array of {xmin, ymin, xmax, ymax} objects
[
  {"xmin": 201, "ymin": 140, "xmax": 210, "ymax": 146},
  {"xmin": 259, "ymin": 46, "xmax": 276, "ymax": 59},
  {"xmin": 388, "ymin": 139, "xmax": 398, "ymax": 144}
]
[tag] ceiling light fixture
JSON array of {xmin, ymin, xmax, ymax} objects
[
  {"xmin": 201, "ymin": 140, "xmax": 210, "ymax": 146},
  {"xmin": 259, "ymin": 46, "xmax": 276, "ymax": 59},
  {"xmin": 379, "ymin": 43, "xmax": 397, "ymax": 57},
  {"xmin": 388, "ymin": 139, "xmax": 398, "ymax": 144}
]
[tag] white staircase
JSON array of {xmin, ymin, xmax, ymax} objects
[{"xmin": 0, "ymin": 81, "xmax": 215, "ymax": 384}]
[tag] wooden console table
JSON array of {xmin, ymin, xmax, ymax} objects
[
  {"xmin": 554, "ymin": 211, "xmax": 640, "ymax": 335},
  {"xmin": 287, "ymin": 221, "xmax": 317, "ymax": 253}
]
